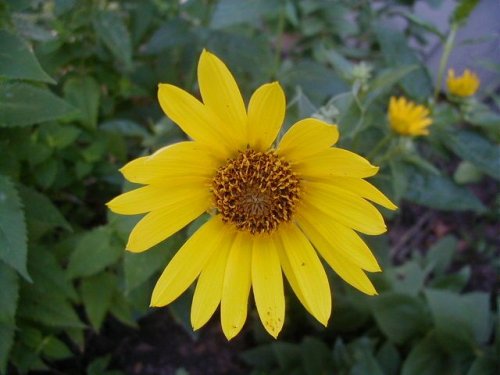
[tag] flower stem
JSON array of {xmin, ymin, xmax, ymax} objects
[
  {"xmin": 434, "ymin": 23, "xmax": 458, "ymax": 101},
  {"xmin": 366, "ymin": 133, "xmax": 392, "ymax": 161}
]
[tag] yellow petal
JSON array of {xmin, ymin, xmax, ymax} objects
[
  {"xmin": 277, "ymin": 223, "xmax": 331, "ymax": 326},
  {"xmin": 126, "ymin": 191, "xmax": 210, "ymax": 252},
  {"xmin": 300, "ymin": 211, "xmax": 378, "ymax": 294},
  {"xmin": 157, "ymin": 84, "xmax": 239, "ymax": 155},
  {"xmin": 252, "ymin": 234, "xmax": 285, "ymax": 338},
  {"xmin": 198, "ymin": 50, "xmax": 247, "ymax": 139},
  {"xmin": 107, "ymin": 179, "xmax": 209, "ymax": 215},
  {"xmin": 191, "ymin": 227, "xmax": 236, "ymax": 330},
  {"xmin": 247, "ymin": 82, "xmax": 285, "ymax": 151},
  {"xmin": 120, "ymin": 156, "xmax": 148, "ymax": 184},
  {"xmin": 294, "ymin": 148, "xmax": 379, "ymax": 179},
  {"xmin": 302, "ymin": 181, "xmax": 387, "ymax": 235},
  {"xmin": 150, "ymin": 216, "xmax": 225, "ymax": 306},
  {"xmin": 273, "ymin": 234, "xmax": 312, "ymax": 316},
  {"xmin": 278, "ymin": 118, "xmax": 339, "ymax": 161},
  {"xmin": 323, "ymin": 177, "xmax": 397, "ymax": 210},
  {"xmin": 221, "ymin": 231, "xmax": 252, "ymax": 340},
  {"xmin": 119, "ymin": 142, "xmax": 219, "ymax": 185},
  {"xmin": 297, "ymin": 207, "xmax": 381, "ymax": 272}
]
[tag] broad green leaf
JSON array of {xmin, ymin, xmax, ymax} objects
[
  {"xmin": 100, "ymin": 119, "xmax": 149, "ymax": 138},
  {"xmin": 404, "ymin": 168, "xmax": 485, "ymax": 213},
  {"xmin": 376, "ymin": 341, "xmax": 401, "ymax": 375},
  {"xmin": 443, "ymin": 130, "xmax": 500, "ymax": 181},
  {"xmin": 29, "ymin": 247, "xmax": 78, "ymax": 302},
  {"xmin": 430, "ymin": 266, "xmax": 470, "ymax": 292},
  {"xmin": 18, "ymin": 263, "xmax": 84, "ymax": 328},
  {"xmin": 390, "ymin": 262, "xmax": 426, "ymax": 296},
  {"xmin": 314, "ymin": 44, "xmax": 353, "ymax": 79},
  {"xmin": 365, "ymin": 65, "xmax": 419, "ymax": 106},
  {"xmin": 109, "ymin": 291, "xmax": 137, "ymax": 328},
  {"xmin": 371, "ymin": 292, "xmax": 429, "ymax": 344},
  {"xmin": 19, "ymin": 186, "xmax": 71, "ymax": 240},
  {"xmin": 39, "ymin": 123, "xmax": 81, "ymax": 149},
  {"xmin": 124, "ymin": 234, "xmax": 182, "ymax": 291},
  {"xmin": 240, "ymin": 344, "xmax": 277, "ymax": 370},
  {"xmin": 0, "ymin": 323, "xmax": 15, "ymax": 374},
  {"xmin": 0, "ymin": 261, "xmax": 19, "ymax": 323},
  {"xmin": 466, "ymin": 356, "xmax": 497, "ymax": 375},
  {"xmin": 143, "ymin": 19, "xmax": 194, "ymax": 54},
  {"xmin": 63, "ymin": 76, "xmax": 100, "ymax": 129},
  {"xmin": 41, "ymin": 336, "xmax": 72, "ymax": 360},
  {"xmin": 0, "ymin": 175, "xmax": 29, "ymax": 280},
  {"xmin": 80, "ymin": 272, "xmax": 116, "ymax": 331},
  {"xmin": 425, "ymin": 289, "xmax": 491, "ymax": 352},
  {"xmin": 93, "ymin": 10, "xmax": 133, "ymax": 70},
  {"xmin": 451, "ymin": 0, "xmax": 479, "ymax": 25},
  {"xmin": 0, "ymin": 83, "xmax": 76, "ymax": 127},
  {"xmin": 401, "ymin": 332, "xmax": 447, "ymax": 375},
  {"xmin": 280, "ymin": 60, "xmax": 348, "ymax": 104},
  {"xmin": 66, "ymin": 226, "xmax": 122, "ymax": 279},
  {"xmin": 210, "ymin": 0, "xmax": 280, "ymax": 29},
  {"xmin": 374, "ymin": 25, "xmax": 432, "ymax": 101},
  {"xmin": 34, "ymin": 158, "xmax": 58, "ymax": 189},
  {"xmin": 454, "ymin": 161, "xmax": 484, "ymax": 184},
  {"xmin": 301, "ymin": 338, "xmax": 332, "ymax": 375},
  {"xmin": 425, "ymin": 235, "xmax": 457, "ymax": 275},
  {"xmin": 0, "ymin": 30, "xmax": 54, "ymax": 83}
]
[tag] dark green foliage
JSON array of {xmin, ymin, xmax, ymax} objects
[{"xmin": 0, "ymin": 0, "xmax": 498, "ymax": 374}]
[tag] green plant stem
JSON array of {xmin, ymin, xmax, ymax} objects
[
  {"xmin": 271, "ymin": 1, "xmax": 286, "ymax": 79},
  {"xmin": 434, "ymin": 23, "xmax": 458, "ymax": 101},
  {"xmin": 366, "ymin": 133, "xmax": 392, "ymax": 161}
]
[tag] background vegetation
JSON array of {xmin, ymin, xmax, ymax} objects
[{"xmin": 0, "ymin": 0, "xmax": 498, "ymax": 374}]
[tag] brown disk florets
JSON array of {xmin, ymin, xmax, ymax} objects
[{"xmin": 212, "ymin": 149, "xmax": 301, "ymax": 234}]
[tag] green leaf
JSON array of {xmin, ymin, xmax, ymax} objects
[
  {"xmin": 451, "ymin": 0, "xmax": 479, "ymax": 25},
  {"xmin": 454, "ymin": 161, "xmax": 484, "ymax": 184},
  {"xmin": 124, "ymin": 233, "xmax": 183, "ymax": 291},
  {"xmin": 19, "ymin": 185, "xmax": 71, "ymax": 239},
  {"xmin": 0, "ymin": 83, "xmax": 76, "ymax": 127},
  {"xmin": 365, "ymin": 65, "xmax": 419, "ymax": 105},
  {"xmin": 93, "ymin": 10, "xmax": 133, "ymax": 71},
  {"xmin": 425, "ymin": 235, "xmax": 457, "ymax": 275},
  {"xmin": 390, "ymin": 262, "xmax": 426, "ymax": 296},
  {"xmin": 63, "ymin": 76, "xmax": 101, "ymax": 129},
  {"xmin": 371, "ymin": 292, "xmax": 429, "ymax": 344},
  {"xmin": 430, "ymin": 266, "xmax": 470, "ymax": 292},
  {"xmin": 374, "ymin": 25, "xmax": 432, "ymax": 101},
  {"xmin": 100, "ymin": 119, "xmax": 149, "ymax": 138},
  {"xmin": 18, "ymin": 255, "xmax": 84, "ymax": 329},
  {"xmin": 0, "ymin": 30, "xmax": 54, "ymax": 83},
  {"xmin": 443, "ymin": 130, "xmax": 500, "ymax": 181},
  {"xmin": 0, "ymin": 175, "xmax": 29, "ymax": 280},
  {"xmin": 404, "ymin": 168, "xmax": 486, "ymax": 213},
  {"xmin": 108, "ymin": 290, "xmax": 137, "ymax": 328},
  {"xmin": 66, "ymin": 226, "xmax": 122, "ymax": 279},
  {"xmin": 401, "ymin": 332, "xmax": 448, "ymax": 375},
  {"xmin": 300, "ymin": 337, "xmax": 332, "ymax": 375},
  {"xmin": 0, "ymin": 323, "xmax": 15, "ymax": 374},
  {"xmin": 210, "ymin": 0, "xmax": 280, "ymax": 29},
  {"xmin": 376, "ymin": 341, "xmax": 401, "ymax": 375},
  {"xmin": 425, "ymin": 289, "xmax": 491, "ymax": 352},
  {"xmin": 41, "ymin": 336, "xmax": 73, "ymax": 360},
  {"xmin": 0, "ymin": 261, "xmax": 19, "ymax": 323},
  {"xmin": 80, "ymin": 272, "xmax": 116, "ymax": 331},
  {"xmin": 466, "ymin": 356, "xmax": 497, "ymax": 375},
  {"xmin": 143, "ymin": 19, "xmax": 194, "ymax": 54},
  {"xmin": 39, "ymin": 123, "xmax": 81, "ymax": 149}
]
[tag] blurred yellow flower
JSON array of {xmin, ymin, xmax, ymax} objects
[
  {"xmin": 107, "ymin": 50, "xmax": 396, "ymax": 340},
  {"xmin": 388, "ymin": 96, "xmax": 432, "ymax": 136},
  {"xmin": 447, "ymin": 68, "xmax": 480, "ymax": 97}
]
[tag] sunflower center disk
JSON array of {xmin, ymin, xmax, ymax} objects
[{"xmin": 212, "ymin": 149, "xmax": 301, "ymax": 234}]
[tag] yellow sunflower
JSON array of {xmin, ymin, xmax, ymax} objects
[
  {"xmin": 447, "ymin": 68, "xmax": 480, "ymax": 97},
  {"xmin": 388, "ymin": 96, "xmax": 432, "ymax": 136},
  {"xmin": 107, "ymin": 50, "xmax": 396, "ymax": 340}
]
